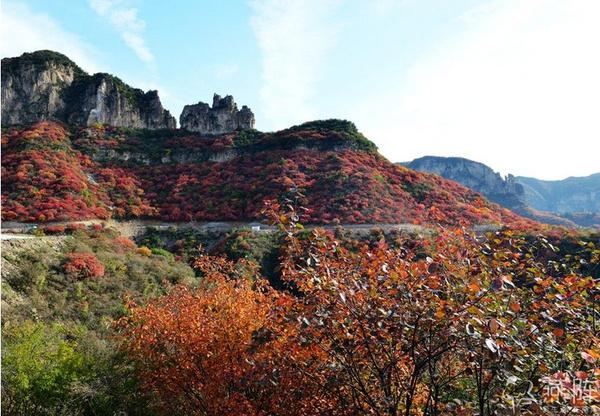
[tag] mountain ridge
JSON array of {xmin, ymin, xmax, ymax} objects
[
  {"xmin": 2, "ymin": 50, "xmax": 177, "ymax": 129},
  {"xmin": 403, "ymin": 155, "xmax": 599, "ymax": 228},
  {"xmin": 2, "ymin": 50, "xmax": 256, "ymax": 135},
  {"xmin": 0, "ymin": 50, "xmax": 541, "ymax": 229},
  {"xmin": 1, "ymin": 120, "xmax": 533, "ymax": 228}
]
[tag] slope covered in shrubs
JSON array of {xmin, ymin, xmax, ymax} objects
[
  {"xmin": 1, "ymin": 227, "xmax": 195, "ymax": 415},
  {"xmin": 2, "ymin": 121, "xmax": 534, "ymax": 228}
]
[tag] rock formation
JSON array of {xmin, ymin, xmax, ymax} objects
[
  {"xmin": 180, "ymin": 94, "xmax": 255, "ymax": 134},
  {"xmin": 1, "ymin": 50, "xmax": 176, "ymax": 129}
]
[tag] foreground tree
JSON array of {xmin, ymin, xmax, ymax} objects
[{"xmin": 119, "ymin": 202, "xmax": 599, "ymax": 415}]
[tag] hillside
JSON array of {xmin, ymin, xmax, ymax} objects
[
  {"xmin": 403, "ymin": 156, "xmax": 599, "ymax": 228},
  {"xmin": 1, "ymin": 120, "xmax": 533, "ymax": 228},
  {"xmin": 1, "ymin": 50, "xmax": 534, "ymax": 229}
]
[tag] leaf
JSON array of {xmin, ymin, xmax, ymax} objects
[
  {"xmin": 509, "ymin": 301, "xmax": 521, "ymax": 313},
  {"xmin": 488, "ymin": 319, "xmax": 499, "ymax": 333},
  {"xmin": 485, "ymin": 338, "xmax": 498, "ymax": 353},
  {"xmin": 506, "ymin": 375, "xmax": 519, "ymax": 385},
  {"xmin": 468, "ymin": 282, "xmax": 480, "ymax": 293},
  {"xmin": 491, "ymin": 278, "xmax": 504, "ymax": 291},
  {"xmin": 581, "ymin": 350, "xmax": 598, "ymax": 363}
]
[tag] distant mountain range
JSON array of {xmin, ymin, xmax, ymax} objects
[{"xmin": 403, "ymin": 156, "xmax": 600, "ymax": 228}]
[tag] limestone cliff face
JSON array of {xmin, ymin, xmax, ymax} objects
[
  {"xmin": 180, "ymin": 94, "xmax": 255, "ymax": 134},
  {"xmin": 1, "ymin": 50, "xmax": 175, "ymax": 129},
  {"xmin": 1, "ymin": 51, "xmax": 83, "ymax": 125},
  {"xmin": 66, "ymin": 73, "xmax": 176, "ymax": 129}
]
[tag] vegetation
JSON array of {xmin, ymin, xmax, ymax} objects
[
  {"xmin": 1, "ymin": 228, "xmax": 195, "ymax": 415},
  {"xmin": 3, "ymin": 121, "xmax": 536, "ymax": 228},
  {"xmin": 2, "ymin": 202, "xmax": 598, "ymax": 415},
  {"xmin": 116, "ymin": 203, "xmax": 599, "ymax": 415},
  {"xmin": 1, "ymin": 50, "xmax": 86, "ymax": 77}
]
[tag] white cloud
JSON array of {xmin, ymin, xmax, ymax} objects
[
  {"xmin": 354, "ymin": 0, "xmax": 600, "ymax": 180},
  {"xmin": 88, "ymin": 0, "xmax": 154, "ymax": 65},
  {"xmin": 250, "ymin": 0, "xmax": 340, "ymax": 129},
  {"xmin": 1, "ymin": 1, "xmax": 101, "ymax": 72}
]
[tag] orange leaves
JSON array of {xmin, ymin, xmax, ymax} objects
[
  {"xmin": 63, "ymin": 252, "xmax": 105, "ymax": 279},
  {"xmin": 509, "ymin": 301, "xmax": 521, "ymax": 313},
  {"xmin": 468, "ymin": 282, "xmax": 481, "ymax": 294},
  {"xmin": 119, "ymin": 276, "xmax": 274, "ymax": 415},
  {"xmin": 115, "ymin": 204, "xmax": 598, "ymax": 415}
]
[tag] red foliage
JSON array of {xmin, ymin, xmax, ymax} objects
[
  {"xmin": 2, "ymin": 121, "xmax": 538, "ymax": 229},
  {"xmin": 118, "ymin": 207, "xmax": 598, "ymax": 415},
  {"xmin": 41, "ymin": 225, "xmax": 66, "ymax": 234},
  {"xmin": 63, "ymin": 252, "xmax": 105, "ymax": 279},
  {"xmin": 1, "ymin": 122, "xmax": 155, "ymax": 222},
  {"xmin": 114, "ymin": 236, "xmax": 137, "ymax": 250}
]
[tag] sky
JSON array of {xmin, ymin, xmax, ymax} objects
[{"xmin": 2, "ymin": 0, "xmax": 599, "ymax": 180}]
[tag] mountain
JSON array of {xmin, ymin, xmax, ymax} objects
[
  {"xmin": 403, "ymin": 156, "xmax": 599, "ymax": 228},
  {"xmin": 1, "ymin": 50, "xmax": 536, "ymax": 229},
  {"xmin": 1, "ymin": 120, "xmax": 534, "ymax": 228},
  {"xmin": 517, "ymin": 174, "xmax": 600, "ymax": 213},
  {"xmin": 2, "ymin": 50, "xmax": 176, "ymax": 129}
]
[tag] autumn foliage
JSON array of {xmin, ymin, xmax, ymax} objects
[
  {"xmin": 2, "ymin": 121, "xmax": 535, "ymax": 228},
  {"xmin": 63, "ymin": 252, "xmax": 105, "ymax": 279},
  {"xmin": 118, "ymin": 203, "xmax": 599, "ymax": 415}
]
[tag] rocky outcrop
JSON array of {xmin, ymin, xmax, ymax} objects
[
  {"xmin": 180, "ymin": 94, "xmax": 255, "ymax": 134},
  {"xmin": 65, "ymin": 73, "xmax": 176, "ymax": 129},
  {"xmin": 1, "ymin": 50, "xmax": 176, "ymax": 129},
  {"xmin": 1, "ymin": 50, "xmax": 83, "ymax": 125}
]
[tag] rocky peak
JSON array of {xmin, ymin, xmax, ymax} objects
[
  {"xmin": 180, "ymin": 94, "xmax": 255, "ymax": 134},
  {"xmin": 1, "ymin": 50, "xmax": 176, "ymax": 129}
]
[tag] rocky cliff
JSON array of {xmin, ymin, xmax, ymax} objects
[
  {"xmin": 1, "ymin": 50, "xmax": 176, "ymax": 129},
  {"xmin": 180, "ymin": 94, "xmax": 255, "ymax": 134}
]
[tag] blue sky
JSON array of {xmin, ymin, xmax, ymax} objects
[{"xmin": 2, "ymin": 0, "xmax": 599, "ymax": 179}]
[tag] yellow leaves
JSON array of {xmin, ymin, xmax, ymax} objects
[
  {"xmin": 137, "ymin": 246, "xmax": 152, "ymax": 257},
  {"xmin": 467, "ymin": 305, "xmax": 480, "ymax": 316},
  {"xmin": 435, "ymin": 308, "xmax": 445, "ymax": 320}
]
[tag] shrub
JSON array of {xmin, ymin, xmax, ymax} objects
[
  {"xmin": 63, "ymin": 252, "xmax": 105, "ymax": 279},
  {"xmin": 1, "ymin": 321, "xmax": 88, "ymax": 414},
  {"xmin": 115, "ymin": 236, "xmax": 137, "ymax": 250},
  {"xmin": 150, "ymin": 247, "xmax": 174, "ymax": 262},
  {"xmin": 136, "ymin": 246, "xmax": 152, "ymax": 257}
]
